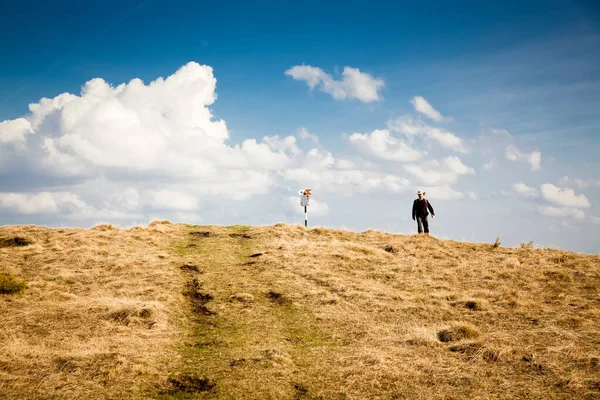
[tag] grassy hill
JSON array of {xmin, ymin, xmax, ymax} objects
[{"xmin": 1, "ymin": 222, "xmax": 599, "ymax": 399}]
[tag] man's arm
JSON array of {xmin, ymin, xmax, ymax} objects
[
  {"xmin": 427, "ymin": 200, "xmax": 435, "ymax": 216},
  {"xmin": 412, "ymin": 200, "xmax": 416, "ymax": 220}
]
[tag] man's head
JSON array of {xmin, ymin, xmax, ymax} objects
[{"xmin": 417, "ymin": 190, "xmax": 425, "ymax": 199}]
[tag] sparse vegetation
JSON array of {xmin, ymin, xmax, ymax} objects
[
  {"xmin": 437, "ymin": 323, "xmax": 481, "ymax": 342},
  {"xmin": 0, "ymin": 272, "xmax": 26, "ymax": 294},
  {"xmin": 1, "ymin": 223, "xmax": 599, "ymax": 399},
  {"xmin": 384, "ymin": 244, "xmax": 399, "ymax": 253},
  {"xmin": 520, "ymin": 240, "xmax": 535, "ymax": 249},
  {"xmin": 149, "ymin": 219, "xmax": 173, "ymax": 227},
  {"xmin": 493, "ymin": 236, "xmax": 501, "ymax": 248},
  {"xmin": 91, "ymin": 223, "xmax": 115, "ymax": 231}
]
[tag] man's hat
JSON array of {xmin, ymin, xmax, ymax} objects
[{"xmin": 417, "ymin": 190, "xmax": 426, "ymax": 195}]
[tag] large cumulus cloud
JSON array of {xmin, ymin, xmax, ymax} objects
[{"xmin": 0, "ymin": 62, "xmax": 411, "ymax": 224}]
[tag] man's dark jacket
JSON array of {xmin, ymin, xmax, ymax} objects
[{"xmin": 412, "ymin": 198, "xmax": 435, "ymax": 220}]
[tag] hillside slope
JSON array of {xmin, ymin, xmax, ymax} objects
[{"xmin": 1, "ymin": 223, "xmax": 599, "ymax": 399}]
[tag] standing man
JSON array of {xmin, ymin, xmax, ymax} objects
[{"xmin": 412, "ymin": 190, "xmax": 435, "ymax": 234}]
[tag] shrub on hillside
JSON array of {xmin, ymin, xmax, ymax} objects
[
  {"xmin": 493, "ymin": 237, "xmax": 501, "ymax": 248},
  {"xmin": 520, "ymin": 240, "xmax": 534, "ymax": 249},
  {"xmin": 0, "ymin": 273, "xmax": 26, "ymax": 294},
  {"xmin": 0, "ymin": 237, "xmax": 31, "ymax": 248}
]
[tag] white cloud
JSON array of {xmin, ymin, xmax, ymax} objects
[
  {"xmin": 348, "ymin": 129, "xmax": 423, "ymax": 162},
  {"xmin": 287, "ymin": 196, "xmax": 329, "ymax": 216},
  {"xmin": 483, "ymin": 158, "xmax": 496, "ymax": 170},
  {"xmin": 297, "ymin": 127, "xmax": 319, "ymax": 145},
  {"xmin": 263, "ymin": 135, "xmax": 301, "ymax": 155},
  {"xmin": 0, "ymin": 62, "xmax": 299, "ymax": 201},
  {"xmin": 0, "ymin": 57, "xmax": 413, "ymax": 223},
  {"xmin": 388, "ymin": 116, "xmax": 467, "ymax": 153},
  {"xmin": 505, "ymin": 146, "xmax": 519, "ymax": 161},
  {"xmin": 0, "ymin": 190, "xmax": 141, "ymax": 221},
  {"xmin": 0, "ymin": 192, "xmax": 85, "ymax": 214},
  {"xmin": 404, "ymin": 165, "xmax": 449, "ymax": 186},
  {"xmin": 285, "ymin": 65, "xmax": 384, "ymax": 103},
  {"xmin": 410, "ymin": 96, "xmax": 444, "ymax": 121},
  {"xmin": 505, "ymin": 144, "xmax": 541, "ymax": 171},
  {"xmin": 115, "ymin": 188, "xmax": 140, "ymax": 211},
  {"xmin": 306, "ymin": 148, "xmax": 335, "ymax": 169},
  {"xmin": 538, "ymin": 205, "xmax": 585, "ymax": 220},
  {"xmin": 540, "ymin": 183, "xmax": 591, "ymax": 209},
  {"xmin": 465, "ymin": 191, "xmax": 478, "ymax": 200},
  {"xmin": 513, "ymin": 183, "xmax": 539, "ymax": 198},
  {"xmin": 404, "ymin": 156, "xmax": 474, "ymax": 186},
  {"xmin": 151, "ymin": 189, "xmax": 199, "ymax": 211},
  {"xmin": 444, "ymin": 156, "xmax": 475, "ymax": 175},
  {"xmin": 528, "ymin": 152, "xmax": 541, "ymax": 171},
  {"xmin": 490, "ymin": 128, "xmax": 511, "ymax": 137},
  {"xmin": 334, "ymin": 158, "xmax": 356, "ymax": 170},
  {"xmin": 280, "ymin": 165, "xmax": 411, "ymax": 195},
  {"xmin": 419, "ymin": 186, "xmax": 465, "ymax": 200},
  {"xmin": 574, "ymin": 178, "xmax": 600, "ymax": 189},
  {"xmin": 279, "ymin": 144, "xmax": 411, "ymax": 195},
  {"xmin": 0, "ymin": 118, "xmax": 33, "ymax": 144},
  {"xmin": 560, "ymin": 176, "xmax": 600, "ymax": 189}
]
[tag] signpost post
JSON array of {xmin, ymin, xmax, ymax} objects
[{"xmin": 299, "ymin": 189, "xmax": 311, "ymax": 227}]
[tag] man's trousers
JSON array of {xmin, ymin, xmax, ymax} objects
[{"xmin": 416, "ymin": 214, "xmax": 429, "ymax": 234}]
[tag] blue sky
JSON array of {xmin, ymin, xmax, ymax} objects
[{"xmin": 1, "ymin": 0, "xmax": 599, "ymax": 253}]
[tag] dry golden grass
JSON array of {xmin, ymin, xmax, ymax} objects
[
  {"xmin": 0, "ymin": 222, "xmax": 188, "ymax": 399},
  {"xmin": 1, "ymin": 223, "xmax": 599, "ymax": 399}
]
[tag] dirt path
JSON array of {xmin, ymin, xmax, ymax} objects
[{"xmin": 167, "ymin": 225, "xmax": 337, "ymax": 399}]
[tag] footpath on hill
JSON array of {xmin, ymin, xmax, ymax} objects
[
  {"xmin": 1, "ymin": 223, "xmax": 599, "ymax": 399},
  {"xmin": 167, "ymin": 224, "xmax": 352, "ymax": 399},
  {"xmin": 166, "ymin": 224, "xmax": 600, "ymax": 400}
]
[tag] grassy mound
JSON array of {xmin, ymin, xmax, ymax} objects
[{"xmin": 0, "ymin": 223, "xmax": 599, "ymax": 399}]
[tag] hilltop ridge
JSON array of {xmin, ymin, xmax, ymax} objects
[{"xmin": 1, "ymin": 222, "xmax": 599, "ymax": 399}]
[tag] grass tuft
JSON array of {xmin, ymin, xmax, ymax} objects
[
  {"xmin": 0, "ymin": 236, "xmax": 32, "ymax": 248},
  {"xmin": 520, "ymin": 240, "xmax": 535, "ymax": 249},
  {"xmin": 0, "ymin": 272, "xmax": 27, "ymax": 294},
  {"xmin": 91, "ymin": 223, "xmax": 115, "ymax": 231},
  {"xmin": 265, "ymin": 290, "xmax": 290, "ymax": 305},
  {"xmin": 493, "ymin": 237, "xmax": 501, "ymax": 248},
  {"xmin": 437, "ymin": 323, "xmax": 481, "ymax": 342},
  {"xmin": 189, "ymin": 231, "xmax": 213, "ymax": 238},
  {"xmin": 180, "ymin": 263, "xmax": 200, "ymax": 272},
  {"xmin": 383, "ymin": 245, "xmax": 399, "ymax": 253},
  {"xmin": 167, "ymin": 375, "xmax": 216, "ymax": 394},
  {"xmin": 451, "ymin": 299, "xmax": 488, "ymax": 311},
  {"xmin": 149, "ymin": 220, "xmax": 173, "ymax": 227}
]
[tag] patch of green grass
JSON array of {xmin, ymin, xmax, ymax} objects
[
  {"xmin": 0, "ymin": 272, "xmax": 27, "ymax": 294},
  {"xmin": 169, "ymin": 224, "xmax": 343, "ymax": 399},
  {"xmin": 227, "ymin": 225, "xmax": 251, "ymax": 233}
]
